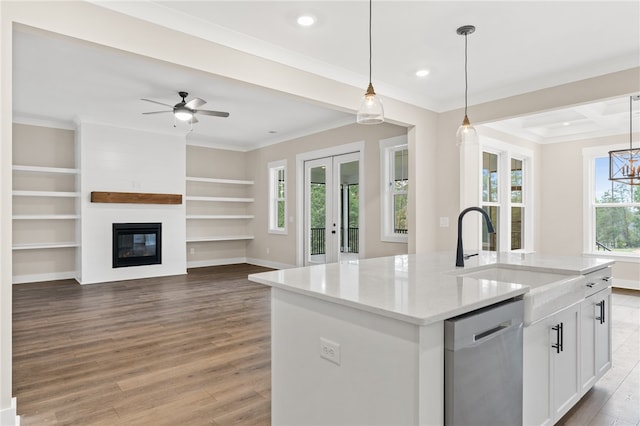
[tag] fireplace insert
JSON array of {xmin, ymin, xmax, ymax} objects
[{"xmin": 112, "ymin": 222, "xmax": 162, "ymax": 268}]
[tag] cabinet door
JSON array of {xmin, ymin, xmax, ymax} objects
[
  {"xmin": 580, "ymin": 293, "xmax": 598, "ymax": 394},
  {"xmin": 595, "ymin": 288, "xmax": 612, "ymax": 378},
  {"xmin": 523, "ymin": 318, "xmax": 553, "ymax": 426},
  {"xmin": 551, "ymin": 303, "xmax": 580, "ymax": 420},
  {"xmin": 581, "ymin": 287, "xmax": 612, "ymax": 395}
]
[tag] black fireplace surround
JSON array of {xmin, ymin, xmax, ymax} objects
[{"xmin": 112, "ymin": 222, "xmax": 162, "ymax": 268}]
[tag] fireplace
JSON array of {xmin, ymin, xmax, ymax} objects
[{"xmin": 112, "ymin": 223, "xmax": 162, "ymax": 268}]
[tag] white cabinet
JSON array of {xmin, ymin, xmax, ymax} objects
[
  {"xmin": 523, "ymin": 301, "xmax": 580, "ymax": 426},
  {"xmin": 524, "ymin": 266, "xmax": 614, "ymax": 426},
  {"xmin": 551, "ymin": 303, "xmax": 580, "ymax": 420},
  {"xmin": 580, "ymin": 286, "xmax": 612, "ymax": 394}
]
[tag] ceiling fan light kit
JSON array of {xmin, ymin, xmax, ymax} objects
[
  {"xmin": 456, "ymin": 25, "xmax": 478, "ymax": 146},
  {"xmin": 356, "ymin": 0, "xmax": 384, "ymax": 125},
  {"xmin": 141, "ymin": 91, "xmax": 229, "ymax": 127}
]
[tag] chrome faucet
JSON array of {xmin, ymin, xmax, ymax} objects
[{"xmin": 456, "ymin": 207, "xmax": 496, "ymax": 267}]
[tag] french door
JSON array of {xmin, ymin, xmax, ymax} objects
[{"xmin": 304, "ymin": 152, "xmax": 360, "ymax": 265}]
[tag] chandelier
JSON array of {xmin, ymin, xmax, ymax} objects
[{"xmin": 609, "ymin": 95, "xmax": 640, "ymax": 185}]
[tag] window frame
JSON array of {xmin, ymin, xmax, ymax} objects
[
  {"xmin": 479, "ymin": 139, "xmax": 534, "ymax": 253},
  {"xmin": 583, "ymin": 144, "xmax": 640, "ymax": 260},
  {"xmin": 380, "ymin": 136, "xmax": 409, "ymax": 243},
  {"xmin": 268, "ymin": 159, "xmax": 287, "ymax": 235}
]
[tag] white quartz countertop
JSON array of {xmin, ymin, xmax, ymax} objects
[{"xmin": 248, "ymin": 252, "xmax": 614, "ymax": 326}]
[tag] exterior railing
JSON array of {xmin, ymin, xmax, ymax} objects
[{"xmin": 310, "ymin": 227, "xmax": 360, "ymax": 255}]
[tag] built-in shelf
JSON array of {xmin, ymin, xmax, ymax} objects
[
  {"xmin": 12, "ymin": 242, "xmax": 80, "ymax": 250},
  {"xmin": 185, "ymin": 196, "xmax": 254, "ymax": 203},
  {"xmin": 13, "ymin": 164, "xmax": 79, "ymax": 175},
  {"xmin": 186, "ymin": 214, "xmax": 254, "ymax": 220},
  {"xmin": 13, "ymin": 190, "xmax": 81, "ymax": 198},
  {"xmin": 186, "ymin": 176, "xmax": 254, "ymax": 185},
  {"xmin": 186, "ymin": 235, "xmax": 254, "ymax": 243},
  {"xmin": 13, "ymin": 214, "xmax": 80, "ymax": 220}
]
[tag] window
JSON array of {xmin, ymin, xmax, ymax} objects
[
  {"xmin": 268, "ymin": 160, "xmax": 287, "ymax": 234},
  {"xmin": 480, "ymin": 143, "xmax": 532, "ymax": 252},
  {"xmin": 584, "ymin": 147, "xmax": 640, "ymax": 257},
  {"xmin": 380, "ymin": 136, "xmax": 408, "ymax": 242}
]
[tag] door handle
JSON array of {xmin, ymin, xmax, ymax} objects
[{"xmin": 331, "ymin": 230, "xmax": 336, "ymax": 234}]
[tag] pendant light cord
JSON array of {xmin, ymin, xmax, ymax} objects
[
  {"xmin": 368, "ymin": 0, "xmax": 373, "ymax": 85},
  {"xmin": 464, "ymin": 32, "xmax": 469, "ymax": 117},
  {"xmin": 631, "ymin": 96, "xmax": 633, "ymax": 149}
]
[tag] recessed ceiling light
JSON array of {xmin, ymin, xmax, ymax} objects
[
  {"xmin": 415, "ymin": 69, "xmax": 430, "ymax": 78},
  {"xmin": 297, "ymin": 15, "xmax": 315, "ymax": 27},
  {"xmin": 563, "ymin": 122, "xmax": 571, "ymax": 126}
]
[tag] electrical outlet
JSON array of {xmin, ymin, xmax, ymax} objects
[
  {"xmin": 439, "ymin": 217, "xmax": 449, "ymax": 227},
  {"xmin": 266, "ymin": 247, "xmax": 270, "ymax": 255},
  {"xmin": 189, "ymin": 247, "xmax": 195, "ymax": 255},
  {"xmin": 319, "ymin": 338, "xmax": 340, "ymax": 365}
]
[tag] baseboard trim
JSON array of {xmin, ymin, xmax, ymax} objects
[
  {"xmin": 245, "ymin": 258, "xmax": 295, "ymax": 270},
  {"xmin": 0, "ymin": 398, "xmax": 19, "ymax": 426},
  {"xmin": 614, "ymin": 278, "xmax": 640, "ymax": 291},
  {"xmin": 187, "ymin": 257, "xmax": 248, "ymax": 269},
  {"xmin": 13, "ymin": 271, "xmax": 76, "ymax": 284}
]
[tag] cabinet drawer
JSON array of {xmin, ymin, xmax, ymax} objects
[{"xmin": 583, "ymin": 266, "xmax": 612, "ymax": 297}]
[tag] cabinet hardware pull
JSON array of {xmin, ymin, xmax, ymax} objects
[
  {"xmin": 586, "ymin": 282, "xmax": 596, "ymax": 288},
  {"xmin": 552, "ymin": 323, "xmax": 563, "ymax": 354},
  {"xmin": 596, "ymin": 300, "xmax": 606, "ymax": 324},
  {"xmin": 559, "ymin": 322, "xmax": 564, "ymax": 352},
  {"xmin": 602, "ymin": 276, "xmax": 611, "ymax": 282}
]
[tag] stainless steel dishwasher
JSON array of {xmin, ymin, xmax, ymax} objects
[{"xmin": 445, "ymin": 298, "xmax": 524, "ymax": 426}]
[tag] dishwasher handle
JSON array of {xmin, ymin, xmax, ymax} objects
[
  {"xmin": 473, "ymin": 320, "xmax": 512, "ymax": 343},
  {"xmin": 445, "ymin": 299, "xmax": 524, "ymax": 351}
]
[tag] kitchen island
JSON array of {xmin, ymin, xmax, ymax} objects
[{"xmin": 248, "ymin": 252, "xmax": 613, "ymax": 426}]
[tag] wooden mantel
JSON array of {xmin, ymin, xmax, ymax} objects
[{"xmin": 90, "ymin": 191, "xmax": 182, "ymax": 205}]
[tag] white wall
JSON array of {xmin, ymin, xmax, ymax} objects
[
  {"xmin": 246, "ymin": 122, "xmax": 409, "ymax": 268},
  {"xmin": 78, "ymin": 122, "xmax": 186, "ymax": 284}
]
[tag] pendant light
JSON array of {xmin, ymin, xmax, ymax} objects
[
  {"xmin": 456, "ymin": 25, "xmax": 478, "ymax": 145},
  {"xmin": 609, "ymin": 95, "xmax": 640, "ymax": 185},
  {"xmin": 356, "ymin": 0, "xmax": 384, "ymax": 124}
]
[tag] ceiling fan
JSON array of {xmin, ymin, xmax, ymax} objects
[{"xmin": 141, "ymin": 91, "xmax": 230, "ymax": 124}]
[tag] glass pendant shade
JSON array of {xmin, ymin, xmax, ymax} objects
[
  {"xmin": 357, "ymin": 83, "xmax": 384, "ymax": 124},
  {"xmin": 456, "ymin": 114, "xmax": 478, "ymax": 145}
]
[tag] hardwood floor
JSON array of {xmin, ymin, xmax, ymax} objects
[
  {"xmin": 13, "ymin": 264, "xmax": 273, "ymax": 425},
  {"xmin": 12, "ymin": 265, "xmax": 640, "ymax": 425}
]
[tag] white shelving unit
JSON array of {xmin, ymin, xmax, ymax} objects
[
  {"xmin": 185, "ymin": 144, "xmax": 256, "ymax": 267},
  {"xmin": 12, "ymin": 165, "xmax": 81, "ymax": 253},
  {"xmin": 12, "ymin": 124, "xmax": 80, "ymax": 283},
  {"xmin": 185, "ymin": 175, "xmax": 254, "ymax": 244}
]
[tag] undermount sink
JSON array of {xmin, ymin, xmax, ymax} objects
[{"xmin": 452, "ymin": 266, "xmax": 585, "ymax": 325}]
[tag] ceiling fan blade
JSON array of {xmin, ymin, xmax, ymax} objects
[
  {"xmin": 142, "ymin": 110, "xmax": 172, "ymax": 115},
  {"xmin": 141, "ymin": 98, "xmax": 174, "ymax": 108},
  {"xmin": 185, "ymin": 97, "xmax": 206, "ymax": 110},
  {"xmin": 195, "ymin": 109, "xmax": 230, "ymax": 118},
  {"xmin": 189, "ymin": 116, "xmax": 199, "ymax": 125}
]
